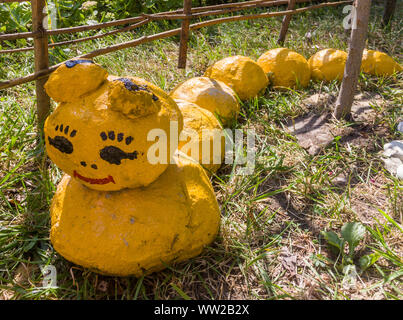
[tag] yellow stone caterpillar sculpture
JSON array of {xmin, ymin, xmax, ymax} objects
[
  {"xmin": 361, "ymin": 49, "xmax": 402, "ymax": 76},
  {"xmin": 204, "ymin": 55, "xmax": 269, "ymax": 101},
  {"xmin": 44, "ymin": 59, "xmax": 220, "ymax": 276},
  {"xmin": 257, "ymin": 48, "xmax": 311, "ymax": 89},
  {"xmin": 175, "ymin": 99, "xmax": 225, "ymax": 174},
  {"xmin": 170, "ymin": 76, "xmax": 240, "ymax": 125},
  {"xmin": 308, "ymin": 48, "xmax": 348, "ymax": 82}
]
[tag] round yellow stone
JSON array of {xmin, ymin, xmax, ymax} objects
[
  {"xmin": 308, "ymin": 49, "xmax": 348, "ymax": 82},
  {"xmin": 176, "ymin": 99, "xmax": 225, "ymax": 174},
  {"xmin": 44, "ymin": 59, "xmax": 108, "ymax": 103},
  {"xmin": 50, "ymin": 153, "xmax": 221, "ymax": 277},
  {"xmin": 44, "ymin": 64, "xmax": 183, "ymax": 191},
  {"xmin": 170, "ymin": 77, "xmax": 239, "ymax": 125},
  {"xmin": 204, "ymin": 55, "xmax": 269, "ymax": 101},
  {"xmin": 257, "ymin": 48, "xmax": 311, "ymax": 88},
  {"xmin": 361, "ymin": 49, "xmax": 402, "ymax": 76}
]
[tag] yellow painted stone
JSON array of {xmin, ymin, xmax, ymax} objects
[
  {"xmin": 257, "ymin": 48, "xmax": 311, "ymax": 88},
  {"xmin": 175, "ymin": 99, "xmax": 225, "ymax": 174},
  {"xmin": 204, "ymin": 56, "xmax": 269, "ymax": 101},
  {"xmin": 50, "ymin": 152, "xmax": 221, "ymax": 277},
  {"xmin": 44, "ymin": 59, "xmax": 108, "ymax": 103},
  {"xmin": 170, "ymin": 77, "xmax": 239, "ymax": 125},
  {"xmin": 361, "ymin": 49, "xmax": 402, "ymax": 76},
  {"xmin": 44, "ymin": 60, "xmax": 183, "ymax": 191},
  {"xmin": 308, "ymin": 49, "xmax": 348, "ymax": 82}
]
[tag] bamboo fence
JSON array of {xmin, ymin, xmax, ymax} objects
[{"xmin": 0, "ymin": 0, "xmax": 353, "ymax": 124}]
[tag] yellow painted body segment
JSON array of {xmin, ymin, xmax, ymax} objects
[
  {"xmin": 170, "ymin": 77, "xmax": 239, "ymax": 125},
  {"xmin": 308, "ymin": 49, "xmax": 348, "ymax": 82},
  {"xmin": 204, "ymin": 56, "xmax": 269, "ymax": 101},
  {"xmin": 50, "ymin": 153, "xmax": 221, "ymax": 277},
  {"xmin": 44, "ymin": 70, "xmax": 183, "ymax": 191},
  {"xmin": 257, "ymin": 48, "xmax": 311, "ymax": 88},
  {"xmin": 176, "ymin": 99, "xmax": 225, "ymax": 174},
  {"xmin": 44, "ymin": 60, "xmax": 221, "ymax": 277},
  {"xmin": 361, "ymin": 49, "xmax": 402, "ymax": 76}
]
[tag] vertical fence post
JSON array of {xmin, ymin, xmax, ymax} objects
[
  {"xmin": 277, "ymin": 0, "xmax": 296, "ymax": 45},
  {"xmin": 334, "ymin": 0, "xmax": 371, "ymax": 120},
  {"xmin": 178, "ymin": 0, "xmax": 192, "ymax": 69},
  {"xmin": 381, "ymin": 0, "xmax": 396, "ymax": 28},
  {"xmin": 31, "ymin": 0, "xmax": 50, "ymax": 129}
]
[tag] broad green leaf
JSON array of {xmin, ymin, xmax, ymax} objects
[
  {"xmin": 321, "ymin": 230, "xmax": 344, "ymax": 254},
  {"xmin": 359, "ymin": 253, "xmax": 380, "ymax": 271},
  {"xmin": 341, "ymin": 222, "xmax": 366, "ymax": 254}
]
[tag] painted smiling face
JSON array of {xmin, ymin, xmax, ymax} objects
[{"xmin": 44, "ymin": 59, "xmax": 182, "ymax": 191}]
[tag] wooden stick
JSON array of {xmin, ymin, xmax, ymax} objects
[
  {"xmin": 0, "ymin": 0, "xmax": 313, "ymax": 41},
  {"xmin": 277, "ymin": 0, "xmax": 296, "ymax": 45},
  {"xmin": 0, "ymin": 29, "xmax": 183, "ymax": 90},
  {"xmin": 0, "ymin": 0, "xmax": 352, "ymax": 90},
  {"xmin": 143, "ymin": 1, "xmax": 351, "ymax": 22},
  {"xmin": 0, "ymin": 19, "xmax": 150, "ymax": 54},
  {"xmin": 178, "ymin": 0, "xmax": 192, "ymax": 69},
  {"xmin": 334, "ymin": 0, "xmax": 371, "ymax": 120},
  {"xmin": 190, "ymin": 0, "xmax": 305, "ymax": 13},
  {"xmin": 141, "ymin": 0, "xmax": 309, "ymax": 20},
  {"xmin": 0, "ymin": 31, "xmax": 38, "ymax": 41},
  {"xmin": 0, "ymin": 0, "xmax": 307, "ymax": 50},
  {"xmin": 0, "ymin": 0, "xmax": 30, "ymax": 3},
  {"xmin": 31, "ymin": 0, "xmax": 50, "ymax": 127},
  {"xmin": 0, "ymin": 17, "xmax": 146, "ymax": 41},
  {"xmin": 381, "ymin": 0, "xmax": 396, "ymax": 28},
  {"xmin": 143, "ymin": 1, "xmax": 278, "ymax": 20},
  {"xmin": 0, "ymin": 47, "xmax": 33, "ymax": 54},
  {"xmin": 188, "ymin": 1, "xmax": 352, "ymax": 29}
]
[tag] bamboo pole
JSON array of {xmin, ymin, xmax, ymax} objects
[
  {"xmin": 178, "ymin": 0, "xmax": 192, "ymax": 69},
  {"xmin": 0, "ymin": 19, "xmax": 150, "ymax": 54},
  {"xmin": 1, "ymin": 2, "xmax": 283, "ymax": 52},
  {"xmin": 0, "ymin": 0, "xmax": 315, "ymax": 41},
  {"xmin": 334, "ymin": 0, "xmax": 371, "ymax": 120},
  {"xmin": 188, "ymin": 1, "xmax": 352, "ymax": 30},
  {"xmin": 0, "ymin": 0, "xmax": 352, "ymax": 90},
  {"xmin": 0, "ymin": 31, "xmax": 38, "ymax": 41},
  {"xmin": 277, "ymin": 0, "xmax": 296, "ymax": 45},
  {"xmin": 31, "ymin": 0, "xmax": 50, "ymax": 127},
  {"xmin": 0, "ymin": 0, "xmax": 30, "ymax": 3}
]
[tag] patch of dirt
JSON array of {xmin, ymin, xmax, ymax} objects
[
  {"xmin": 286, "ymin": 92, "xmax": 388, "ymax": 155},
  {"xmin": 349, "ymin": 173, "xmax": 395, "ymax": 225}
]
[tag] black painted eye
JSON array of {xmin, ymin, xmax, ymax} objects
[
  {"xmin": 48, "ymin": 136, "xmax": 73, "ymax": 154},
  {"xmin": 99, "ymin": 146, "xmax": 138, "ymax": 165}
]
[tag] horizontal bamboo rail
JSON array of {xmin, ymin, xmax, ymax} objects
[
  {"xmin": 1, "ymin": 0, "xmax": 291, "ymax": 53},
  {"xmin": 0, "ymin": 0, "xmax": 313, "ymax": 41},
  {"xmin": 0, "ymin": 19, "xmax": 150, "ymax": 54},
  {"xmin": 0, "ymin": 0, "xmax": 352, "ymax": 90},
  {"xmin": 0, "ymin": 0, "xmax": 343, "ymax": 53},
  {"xmin": 0, "ymin": 0, "xmax": 30, "ymax": 3}
]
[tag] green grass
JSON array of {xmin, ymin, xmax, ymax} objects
[{"xmin": 0, "ymin": 2, "xmax": 402, "ymax": 300}]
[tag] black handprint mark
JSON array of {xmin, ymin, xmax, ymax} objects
[
  {"xmin": 48, "ymin": 124, "xmax": 77, "ymax": 154},
  {"xmin": 99, "ymin": 131, "xmax": 139, "ymax": 165}
]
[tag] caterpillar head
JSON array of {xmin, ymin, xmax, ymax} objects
[{"xmin": 44, "ymin": 60, "xmax": 182, "ymax": 191}]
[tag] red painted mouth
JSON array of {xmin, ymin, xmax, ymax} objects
[{"xmin": 73, "ymin": 170, "xmax": 115, "ymax": 185}]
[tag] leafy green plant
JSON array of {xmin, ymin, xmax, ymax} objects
[
  {"xmin": 321, "ymin": 222, "xmax": 366, "ymax": 266},
  {"xmin": 0, "ymin": 1, "xmax": 32, "ymax": 33}
]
